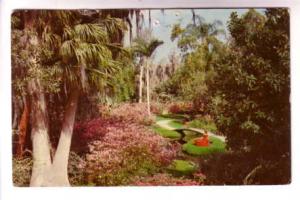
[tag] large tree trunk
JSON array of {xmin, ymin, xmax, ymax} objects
[
  {"xmin": 23, "ymin": 10, "xmax": 79, "ymax": 187},
  {"xmin": 12, "ymin": 95, "xmax": 22, "ymax": 130},
  {"xmin": 22, "ymin": 11, "xmax": 53, "ymax": 187},
  {"xmin": 22, "ymin": 12, "xmax": 53, "ymax": 186},
  {"xmin": 16, "ymin": 96, "xmax": 30, "ymax": 158},
  {"xmin": 139, "ymin": 64, "xmax": 144, "ymax": 103},
  {"xmin": 29, "ymin": 79, "xmax": 52, "ymax": 187},
  {"xmin": 46, "ymin": 90, "xmax": 79, "ymax": 186},
  {"xmin": 29, "ymin": 88, "xmax": 79, "ymax": 186},
  {"xmin": 146, "ymin": 59, "xmax": 151, "ymax": 116}
]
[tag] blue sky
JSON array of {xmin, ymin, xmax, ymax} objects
[{"xmin": 124, "ymin": 9, "xmax": 265, "ymax": 64}]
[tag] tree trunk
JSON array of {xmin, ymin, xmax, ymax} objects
[
  {"xmin": 46, "ymin": 90, "xmax": 79, "ymax": 186},
  {"xmin": 146, "ymin": 60, "xmax": 151, "ymax": 116},
  {"xmin": 12, "ymin": 95, "xmax": 22, "ymax": 130},
  {"xmin": 29, "ymin": 78, "xmax": 52, "ymax": 187},
  {"xmin": 21, "ymin": 11, "xmax": 53, "ymax": 186},
  {"xmin": 139, "ymin": 64, "xmax": 144, "ymax": 103},
  {"xmin": 16, "ymin": 96, "xmax": 30, "ymax": 158}
]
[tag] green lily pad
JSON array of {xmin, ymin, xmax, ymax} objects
[{"xmin": 183, "ymin": 136, "xmax": 226, "ymax": 156}]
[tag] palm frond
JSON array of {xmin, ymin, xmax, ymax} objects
[
  {"xmin": 101, "ymin": 17, "xmax": 127, "ymax": 34},
  {"xmin": 60, "ymin": 40, "xmax": 76, "ymax": 63},
  {"xmin": 147, "ymin": 39, "xmax": 164, "ymax": 57},
  {"xmin": 132, "ymin": 33, "xmax": 163, "ymax": 57},
  {"xmin": 74, "ymin": 24, "xmax": 109, "ymax": 43},
  {"xmin": 62, "ymin": 26, "xmax": 74, "ymax": 41},
  {"xmin": 42, "ymin": 29, "xmax": 61, "ymax": 49}
]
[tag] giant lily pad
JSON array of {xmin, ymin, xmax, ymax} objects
[{"xmin": 183, "ymin": 136, "xmax": 226, "ymax": 156}]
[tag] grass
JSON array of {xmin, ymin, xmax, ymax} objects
[
  {"xmin": 183, "ymin": 136, "xmax": 226, "ymax": 156},
  {"xmin": 167, "ymin": 159, "xmax": 197, "ymax": 175},
  {"xmin": 155, "ymin": 115, "xmax": 168, "ymax": 122},
  {"xmin": 168, "ymin": 120, "xmax": 184, "ymax": 129},
  {"xmin": 152, "ymin": 126, "xmax": 181, "ymax": 138},
  {"xmin": 155, "ymin": 115, "xmax": 184, "ymax": 129}
]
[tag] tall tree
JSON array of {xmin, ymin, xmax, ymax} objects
[
  {"xmin": 159, "ymin": 16, "xmax": 224, "ymax": 105},
  {"xmin": 132, "ymin": 29, "xmax": 163, "ymax": 115},
  {"xmin": 208, "ymin": 9, "xmax": 290, "ymax": 183},
  {"xmin": 12, "ymin": 10, "xmax": 128, "ymax": 186},
  {"xmin": 171, "ymin": 15, "xmax": 224, "ymax": 54}
]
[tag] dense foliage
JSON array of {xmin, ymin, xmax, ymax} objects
[
  {"xmin": 157, "ymin": 16, "xmax": 225, "ymax": 111},
  {"xmin": 84, "ymin": 125, "xmax": 179, "ymax": 186},
  {"xmin": 207, "ymin": 9, "xmax": 290, "ymax": 183},
  {"xmin": 209, "ymin": 9, "xmax": 290, "ymax": 157},
  {"xmin": 156, "ymin": 8, "xmax": 290, "ymax": 184},
  {"xmin": 12, "ymin": 8, "xmax": 290, "ymax": 186}
]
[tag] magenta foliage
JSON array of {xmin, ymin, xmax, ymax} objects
[
  {"xmin": 72, "ymin": 117, "xmax": 126, "ymax": 153},
  {"xmin": 110, "ymin": 103, "xmax": 155, "ymax": 125},
  {"xmin": 86, "ymin": 122, "xmax": 180, "ymax": 170}
]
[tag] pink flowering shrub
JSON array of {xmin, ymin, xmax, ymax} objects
[
  {"xmin": 132, "ymin": 173, "xmax": 202, "ymax": 186},
  {"xmin": 84, "ymin": 123, "xmax": 180, "ymax": 186},
  {"xmin": 72, "ymin": 117, "xmax": 126, "ymax": 153},
  {"xmin": 110, "ymin": 103, "xmax": 155, "ymax": 125}
]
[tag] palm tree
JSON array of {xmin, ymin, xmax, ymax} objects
[
  {"xmin": 171, "ymin": 15, "xmax": 225, "ymax": 53},
  {"xmin": 12, "ymin": 10, "xmax": 127, "ymax": 186},
  {"xmin": 132, "ymin": 30, "xmax": 163, "ymax": 115}
]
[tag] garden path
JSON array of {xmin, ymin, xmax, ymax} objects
[
  {"xmin": 156, "ymin": 118, "xmax": 226, "ymax": 142},
  {"xmin": 155, "ymin": 119, "xmax": 175, "ymax": 130}
]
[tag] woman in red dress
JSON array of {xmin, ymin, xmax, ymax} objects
[{"xmin": 194, "ymin": 132, "xmax": 209, "ymax": 147}]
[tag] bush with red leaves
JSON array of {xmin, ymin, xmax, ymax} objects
[
  {"xmin": 150, "ymin": 102, "xmax": 164, "ymax": 115},
  {"xmin": 168, "ymin": 102, "xmax": 194, "ymax": 114}
]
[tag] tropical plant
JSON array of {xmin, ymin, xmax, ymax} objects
[
  {"xmin": 157, "ymin": 16, "xmax": 225, "ymax": 109},
  {"xmin": 12, "ymin": 10, "xmax": 129, "ymax": 186},
  {"xmin": 132, "ymin": 29, "xmax": 163, "ymax": 115},
  {"xmin": 171, "ymin": 16, "xmax": 225, "ymax": 53}
]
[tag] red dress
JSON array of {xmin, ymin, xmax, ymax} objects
[{"xmin": 195, "ymin": 135, "xmax": 209, "ymax": 147}]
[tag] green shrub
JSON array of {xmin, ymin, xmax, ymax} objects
[
  {"xmin": 167, "ymin": 159, "xmax": 197, "ymax": 175},
  {"xmin": 199, "ymin": 152, "xmax": 290, "ymax": 185},
  {"xmin": 187, "ymin": 118, "xmax": 217, "ymax": 132}
]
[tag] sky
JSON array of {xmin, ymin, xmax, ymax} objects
[{"xmin": 124, "ymin": 9, "xmax": 265, "ymax": 64}]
